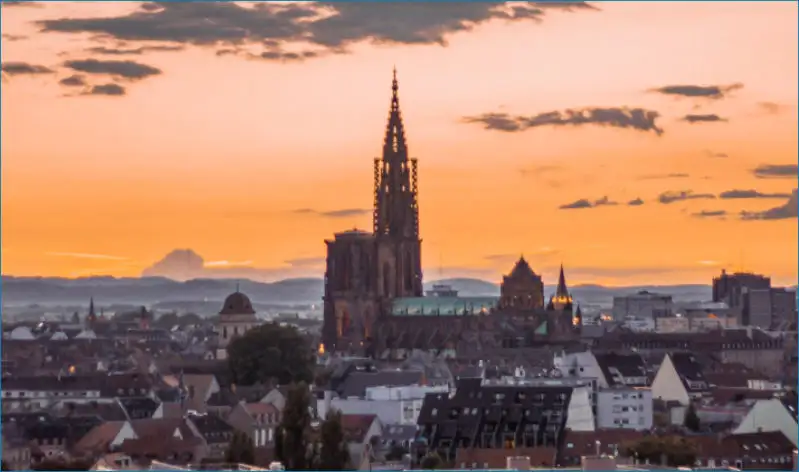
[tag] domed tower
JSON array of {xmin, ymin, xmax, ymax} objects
[
  {"xmin": 215, "ymin": 284, "xmax": 260, "ymax": 360},
  {"xmin": 499, "ymin": 256, "xmax": 545, "ymax": 310}
]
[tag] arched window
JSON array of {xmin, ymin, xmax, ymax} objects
[{"xmin": 223, "ymin": 327, "xmax": 228, "ymax": 339}]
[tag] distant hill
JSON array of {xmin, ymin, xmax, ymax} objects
[{"xmin": 0, "ymin": 275, "xmax": 712, "ymax": 309}]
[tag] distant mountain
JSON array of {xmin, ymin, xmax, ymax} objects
[{"xmin": 1, "ymin": 275, "xmax": 712, "ymax": 309}]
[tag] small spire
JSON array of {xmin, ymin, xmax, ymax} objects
[
  {"xmin": 235, "ymin": 281, "xmax": 240, "ymax": 293},
  {"xmin": 556, "ymin": 263, "xmax": 570, "ymax": 299}
]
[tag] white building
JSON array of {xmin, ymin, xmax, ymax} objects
[
  {"xmin": 318, "ymin": 384, "xmax": 448, "ymax": 425},
  {"xmin": 612, "ymin": 291, "xmax": 673, "ymax": 322},
  {"xmin": 595, "ymin": 388, "xmax": 653, "ymax": 431}
]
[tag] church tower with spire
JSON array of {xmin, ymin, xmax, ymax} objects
[
  {"xmin": 373, "ymin": 68, "xmax": 423, "ymax": 299},
  {"xmin": 322, "ymin": 69, "xmax": 424, "ymax": 354}
]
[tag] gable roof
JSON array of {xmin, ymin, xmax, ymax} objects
[
  {"xmin": 72, "ymin": 421, "xmax": 127, "ymax": 455},
  {"xmin": 669, "ymin": 352, "xmax": 707, "ymax": 391},
  {"xmin": 340, "ymin": 414, "xmax": 378, "ymax": 443}
]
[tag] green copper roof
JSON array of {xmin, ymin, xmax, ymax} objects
[
  {"xmin": 534, "ymin": 321, "xmax": 548, "ymax": 335},
  {"xmin": 391, "ymin": 296, "xmax": 499, "ymax": 316}
]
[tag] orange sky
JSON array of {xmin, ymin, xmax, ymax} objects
[{"xmin": 1, "ymin": 1, "xmax": 797, "ymax": 286}]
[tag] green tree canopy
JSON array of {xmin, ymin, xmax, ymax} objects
[
  {"xmin": 684, "ymin": 402, "xmax": 701, "ymax": 432},
  {"xmin": 420, "ymin": 452, "xmax": 444, "ymax": 470},
  {"xmin": 275, "ymin": 382, "xmax": 314, "ymax": 470},
  {"xmin": 227, "ymin": 322, "xmax": 313, "ymax": 386},
  {"xmin": 226, "ymin": 431, "xmax": 256, "ymax": 465},
  {"xmin": 624, "ymin": 436, "xmax": 697, "ymax": 467},
  {"xmin": 318, "ymin": 409, "xmax": 350, "ymax": 470}
]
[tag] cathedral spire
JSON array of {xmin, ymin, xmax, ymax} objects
[{"xmin": 373, "ymin": 68, "xmax": 419, "ymax": 240}]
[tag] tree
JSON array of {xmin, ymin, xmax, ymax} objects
[
  {"xmin": 32, "ymin": 459, "xmax": 93, "ymax": 471},
  {"xmin": 227, "ymin": 323, "xmax": 313, "ymax": 386},
  {"xmin": 318, "ymin": 410, "xmax": 350, "ymax": 470},
  {"xmin": 386, "ymin": 444, "xmax": 408, "ymax": 461},
  {"xmin": 420, "ymin": 452, "xmax": 444, "ymax": 470},
  {"xmin": 275, "ymin": 382, "xmax": 314, "ymax": 470},
  {"xmin": 624, "ymin": 436, "xmax": 697, "ymax": 467},
  {"xmin": 226, "ymin": 431, "xmax": 256, "ymax": 465},
  {"xmin": 684, "ymin": 403, "xmax": 701, "ymax": 432}
]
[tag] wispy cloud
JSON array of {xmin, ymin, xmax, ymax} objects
[
  {"xmin": 692, "ymin": 210, "xmax": 727, "ymax": 218},
  {"xmin": 752, "ymin": 164, "xmax": 797, "ymax": 179},
  {"xmin": 703, "ymin": 150, "xmax": 729, "ymax": 159},
  {"xmin": 680, "ymin": 114, "xmax": 728, "ymax": 124},
  {"xmin": 285, "ymin": 256, "xmax": 325, "ymax": 267},
  {"xmin": 559, "ymin": 196, "xmax": 618, "ymax": 210},
  {"xmin": 719, "ymin": 189, "xmax": 791, "ymax": 200},
  {"xmin": 204, "ymin": 260, "xmax": 253, "ymax": 267},
  {"xmin": 637, "ymin": 173, "xmax": 689, "ymax": 180},
  {"xmin": 658, "ymin": 190, "xmax": 716, "ymax": 204},
  {"xmin": 463, "ymin": 107, "xmax": 664, "ymax": 136},
  {"xmin": 650, "ymin": 83, "xmax": 743, "ymax": 100},
  {"xmin": 46, "ymin": 251, "xmax": 128, "ymax": 261},
  {"xmin": 293, "ymin": 208, "xmax": 371, "ymax": 218},
  {"xmin": 740, "ymin": 189, "xmax": 797, "ymax": 221}
]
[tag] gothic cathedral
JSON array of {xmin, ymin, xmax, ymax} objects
[{"xmin": 322, "ymin": 70, "xmax": 423, "ymax": 353}]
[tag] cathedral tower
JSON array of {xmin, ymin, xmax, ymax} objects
[
  {"xmin": 322, "ymin": 70, "xmax": 424, "ymax": 353},
  {"xmin": 373, "ymin": 68, "xmax": 424, "ymax": 299}
]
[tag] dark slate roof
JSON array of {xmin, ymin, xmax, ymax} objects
[
  {"xmin": 594, "ymin": 351, "xmax": 648, "ymax": 387},
  {"xmin": 669, "ymin": 352, "xmax": 706, "ymax": 389},
  {"xmin": 119, "ymin": 397, "xmax": 160, "ymax": 419},
  {"xmin": 336, "ymin": 370, "xmax": 425, "ymax": 398},
  {"xmin": 188, "ymin": 413, "xmax": 234, "ymax": 445}
]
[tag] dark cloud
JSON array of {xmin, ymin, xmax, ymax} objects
[
  {"xmin": 658, "ymin": 190, "xmax": 715, "ymax": 204},
  {"xmin": 703, "ymin": 150, "xmax": 728, "ymax": 159},
  {"xmin": 741, "ymin": 190, "xmax": 797, "ymax": 221},
  {"xmin": 752, "ymin": 164, "xmax": 798, "ymax": 179},
  {"xmin": 37, "ymin": 2, "xmax": 595, "ymax": 60},
  {"xmin": 64, "ymin": 59, "xmax": 162, "ymax": 80},
  {"xmin": 1, "ymin": 34, "xmax": 27, "ymax": 41},
  {"xmin": 463, "ymin": 107, "xmax": 663, "ymax": 136},
  {"xmin": 559, "ymin": 196, "xmax": 617, "ymax": 210},
  {"xmin": 58, "ymin": 74, "xmax": 86, "ymax": 87},
  {"xmin": 293, "ymin": 208, "xmax": 371, "ymax": 218},
  {"xmin": 692, "ymin": 210, "xmax": 727, "ymax": 218},
  {"xmin": 86, "ymin": 45, "xmax": 184, "ymax": 56},
  {"xmin": 1, "ymin": 61, "xmax": 54, "ymax": 76},
  {"xmin": 719, "ymin": 189, "xmax": 791, "ymax": 200},
  {"xmin": 84, "ymin": 83, "xmax": 126, "ymax": 96},
  {"xmin": 681, "ymin": 114, "xmax": 728, "ymax": 124},
  {"xmin": 2, "ymin": 1, "xmax": 43, "ymax": 7},
  {"xmin": 637, "ymin": 173, "xmax": 689, "ymax": 180},
  {"xmin": 650, "ymin": 83, "xmax": 743, "ymax": 100},
  {"xmin": 627, "ymin": 198, "xmax": 644, "ymax": 206}
]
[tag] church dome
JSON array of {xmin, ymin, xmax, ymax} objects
[{"xmin": 219, "ymin": 291, "xmax": 256, "ymax": 316}]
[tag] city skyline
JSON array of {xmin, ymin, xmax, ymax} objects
[{"xmin": 2, "ymin": 1, "xmax": 797, "ymax": 286}]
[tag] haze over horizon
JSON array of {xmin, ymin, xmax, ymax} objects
[{"xmin": 2, "ymin": 2, "xmax": 797, "ymax": 287}]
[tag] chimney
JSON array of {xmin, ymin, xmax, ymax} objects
[
  {"xmin": 595, "ymin": 440, "xmax": 601, "ymax": 456},
  {"xmin": 746, "ymin": 326, "xmax": 753, "ymax": 339}
]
